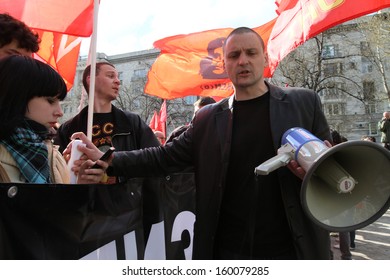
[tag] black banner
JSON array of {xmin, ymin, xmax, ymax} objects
[{"xmin": 0, "ymin": 173, "xmax": 195, "ymax": 260}]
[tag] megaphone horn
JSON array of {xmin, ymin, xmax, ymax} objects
[{"xmin": 255, "ymin": 127, "xmax": 390, "ymax": 232}]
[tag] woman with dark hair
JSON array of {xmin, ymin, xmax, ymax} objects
[{"xmin": 0, "ymin": 55, "xmax": 104, "ymax": 184}]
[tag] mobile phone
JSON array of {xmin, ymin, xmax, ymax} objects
[{"xmin": 91, "ymin": 147, "xmax": 115, "ymax": 169}]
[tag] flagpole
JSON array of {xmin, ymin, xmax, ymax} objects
[{"xmin": 87, "ymin": 0, "xmax": 100, "ymax": 140}]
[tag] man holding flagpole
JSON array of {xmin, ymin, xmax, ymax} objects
[
  {"xmin": 55, "ymin": 61, "xmax": 162, "ymax": 248},
  {"xmin": 55, "ymin": 62, "xmax": 160, "ymax": 183}
]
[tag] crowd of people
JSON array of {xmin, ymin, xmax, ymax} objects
[{"xmin": 1, "ymin": 13, "xmax": 388, "ymax": 260}]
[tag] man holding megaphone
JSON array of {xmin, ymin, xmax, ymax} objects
[{"xmin": 68, "ymin": 27, "xmax": 334, "ymax": 260}]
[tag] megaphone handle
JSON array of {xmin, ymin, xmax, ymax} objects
[{"xmin": 254, "ymin": 153, "xmax": 293, "ymax": 175}]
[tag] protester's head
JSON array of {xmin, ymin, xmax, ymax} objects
[
  {"xmin": 361, "ymin": 135, "xmax": 376, "ymax": 142},
  {"xmin": 331, "ymin": 130, "xmax": 340, "ymax": 145},
  {"xmin": 222, "ymin": 27, "xmax": 268, "ymax": 90},
  {"xmin": 0, "ymin": 55, "xmax": 66, "ymax": 139},
  {"xmin": 154, "ymin": 130, "xmax": 165, "ymax": 145},
  {"xmin": 193, "ymin": 96, "xmax": 216, "ymax": 113},
  {"xmin": 223, "ymin": 27, "xmax": 265, "ymax": 53},
  {"xmin": 383, "ymin": 111, "xmax": 390, "ymax": 119},
  {"xmin": 82, "ymin": 62, "xmax": 120, "ymax": 96},
  {"xmin": 0, "ymin": 13, "xmax": 40, "ymax": 58}
]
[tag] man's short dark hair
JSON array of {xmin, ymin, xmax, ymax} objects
[
  {"xmin": 0, "ymin": 13, "xmax": 40, "ymax": 52},
  {"xmin": 82, "ymin": 62, "xmax": 115, "ymax": 93},
  {"xmin": 223, "ymin": 27, "xmax": 265, "ymax": 53}
]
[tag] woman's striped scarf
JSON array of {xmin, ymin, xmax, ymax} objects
[{"xmin": 1, "ymin": 119, "xmax": 51, "ymax": 183}]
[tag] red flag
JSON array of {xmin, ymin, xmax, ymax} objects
[
  {"xmin": 267, "ymin": 0, "xmax": 390, "ymax": 74},
  {"xmin": 0, "ymin": 0, "xmax": 94, "ymax": 36},
  {"xmin": 146, "ymin": 0, "xmax": 390, "ymax": 99},
  {"xmin": 0, "ymin": 0, "xmax": 95, "ymax": 91},
  {"xmin": 159, "ymin": 100, "xmax": 167, "ymax": 137},
  {"xmin": 159, "ymin": 100, "xmax": 167, "ymax": 123},
  {"xmin": 149, "ymin": 111, "xmax": 161, "ymax": 131},
  {"xmin": 149, "ymin": 101, "xmax": 167, "ymax": 138},
  {"xmin": 33, "ymin": 31, "xmax": 82, "ymax": 91},
  {"xmin": 275, "ymin": 0, "xmax": 299, "ymax": 14},
  {"xmin": 145, "ymin": 18, "xmax": 277, "ymax": 100}
]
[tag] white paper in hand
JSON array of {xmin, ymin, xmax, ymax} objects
[{"xmin": 67, "ymin": 139, "xmax": 86, "ymax": 183}]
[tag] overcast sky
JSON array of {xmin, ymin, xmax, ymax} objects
[{"xmin": 79, "ymin": 0, "xmax": 278, "ymax": 56}]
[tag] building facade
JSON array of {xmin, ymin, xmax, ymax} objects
[{"xmin": 271, "ymin": 12, "xmax": 389, "ymax": 141}]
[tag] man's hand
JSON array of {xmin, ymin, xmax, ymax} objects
[
  {"xmin": 287, "ymin": 140, "xmax": 333, "ymax": 180},
  {"xmin": 77, "ymin": 159, "xmax": 109, "ymax": 184},
  {"xmin": 63, "ymin": 132, "xmax": 105, "ymax": 162},
  {"xmin": 63, "ymin": 132, "xmax": 112, "ymax": 179},
  {"xmin": 287, "ymin": 160, "xmax": 305, "ymax": 180}
]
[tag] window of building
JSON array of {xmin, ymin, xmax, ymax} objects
[
  {"xmin": 369, "ymin": 122, "xmax": 378, "ymax": 135},
  {"xmin": 131, "ymin": 68, "xmax": 148, "ymax": 82},
  {"xmin": 361, "ymin": 57, "xmax": 373, "ymax": 73},
  {"xmin": 363, "ymin": 80, "xmax": 375, "ymax": 100},
  {"xmin": 322, "ymin": 45, "xmax": 338, "ymax": 58},
  {"xmin": 360, "ymin": 41, "xmax": 370, "ymax": 55},
  {"xmin": 62, "ymin": 105, "xmax": 68, "ymax": 114},
  {"xmin": 185, "ymin": 96, "xmax": 197, "ymax": 105},
  {"xmin": 324, "ymin": 103, "xmax": 345, "ymax": 115},
  {"xmin": 365, "ymin": 103, "xmax": 378, "ymax": 114},
  {"xmin": 134, "ymin": 68, "xmax": 147, "ymax": 78},
  {"xmin": 133, "ymin": 100, "xmax": 141, "ymax": 109},
  {"xmin": 323, "ymin": 62, "xmax": 343, "ymax": 76},
  {"xmin": 118, "ymin": 71, "xmax": 123, "ymax": 85},
  {"xmin": 322, "ymin": 82, "xmax": 344, "ymax": 99}
]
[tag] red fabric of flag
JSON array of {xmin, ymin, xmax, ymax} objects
[
  {"xmin": 145, "ymin": 18, "xmax": 277, "ymax": 100},
  {"xmin": 0, "ymin": 0, "xmax": 95, "ymax": 91},
  {"xmin": 275, "ymin": 0, "xmax": 300, "ymax": 14},
  {"xmin": 267, "ymin": 0, "xmax": 390, "ymax": 74},
  {"xmin": 149, "ymin": 111, "xmax": 160, "ymax": 131},
  {"xmin": 159, "ymin": 100, "xmax": 167, "ymax": 123},
  {"xmin": 0, "ymin": 0, "xmax": 94, "ymax": 36},
  {"xmin": 149, "ymin": 101, "xmax": 167, "ymax": 138},
  {"xmin": 33, "ymin": 31, "xmax": 82, "ymax": 91},
  {"xmin": 158, "ymin": 100, "xmax": 167, "ymax": 137}
]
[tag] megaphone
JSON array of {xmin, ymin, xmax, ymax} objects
[{"xmin": 255, "ymin": 127, "xmax": 390, "ymax": 232}]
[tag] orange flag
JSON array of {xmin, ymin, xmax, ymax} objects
[
  {"xmin": 145, "ymin": 18, "xmax": 277, "ymax": 100},
  {"xmin": 33, "ymin": 31, "xmax": 82, "ymax": 91},
  {"xmin": 267, "ymin": 0, "xmax": 390, "ymax": 74},
  {"xmin": 0, "ymin": 0, "xmax": 95, "ymax": 91},
  {"xmin": 146, "ymin": 0, "xmax": 390, "ymax": 100}
]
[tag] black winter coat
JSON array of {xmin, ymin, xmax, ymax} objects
[{"xmin": 108, "ymin": 82, "xmax": 332, "ymax": 259}]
